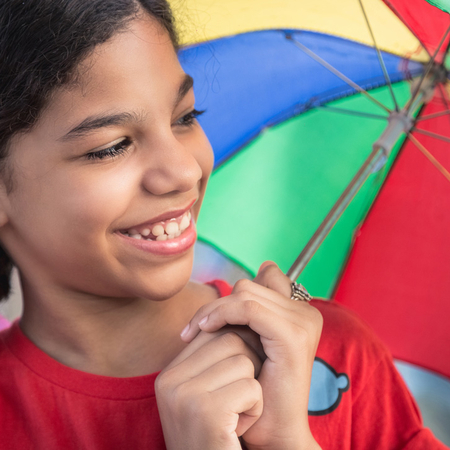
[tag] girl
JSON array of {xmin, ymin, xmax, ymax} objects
[{"xmin": 0, "ymin": 1, "xmax": 445, "ymax": 449}]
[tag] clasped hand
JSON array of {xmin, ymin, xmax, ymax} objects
[{"xmin": 155, "ymin": 262, "xmax": 323, "ymax": 450}]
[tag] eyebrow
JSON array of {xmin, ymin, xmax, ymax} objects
[
  {"xmin": 174, "ymin": 74, "xmax": 194, "ymax": 108},
  {"xmin": 59, "ymin": 74, "xmax": 194, "ymax": 142}
]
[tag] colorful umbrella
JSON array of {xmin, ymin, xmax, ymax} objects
[{"xmin": 172, "ymin": 0, "xmax": 450, "ymax": 443}]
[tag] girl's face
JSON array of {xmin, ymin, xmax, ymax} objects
[{"xmin": 0, "ymin": 16, "xmax": 214, "ymax": 301}]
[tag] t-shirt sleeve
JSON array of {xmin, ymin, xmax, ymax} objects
[
  {"xmin": 350, "ymin": 347, "xmax": 446, "ymax": 449},
  {"xmin": 402, "ymin": 429, "xmax": 449, "ymax": 450},
  {"xmin": 312, "ymin": 300, "xmax": 449, "ymax": 450},
  {"xmin": 0, "ymin": 315, "xmax": 10, "ymax": 331},
  {"xmin": 206, "ymin": 279, "xmax": 233, "ymax": 297}
]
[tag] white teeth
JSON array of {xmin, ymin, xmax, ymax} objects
[
  {"xmin": 125, "ymin": 210, "xmax": 191, "ymax": 241},
  {"xmin": 151, "ymin": 224, "xmax": 165, "ymax": 237},
  {"xmin": 180, "ymin": 215, "xmax": 190, "ymax": 231},
  {"xmin": 165, "ymin": 221, "xmax": 179, "ymax": 235}
]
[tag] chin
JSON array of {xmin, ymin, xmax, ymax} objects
[{"xmin": 135, "ymin": 252, "xmax": 194, "ymax": 302}]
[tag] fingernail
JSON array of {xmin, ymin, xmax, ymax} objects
[
  {"xmin": 199, "ymin": 316, "xmax": 208, "ymax": 327},
  {"xmin": 180, "ymin": 323, "xmax": 190, "ymax": 338}
]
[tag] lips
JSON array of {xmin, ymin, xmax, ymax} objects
[
  {"xmin": 116, "ymin": 201, "xmax": 197, "ymax": 256},
  {"xmin": 120, "ymin": 209, "xmax": 192, "ymax": 241}
]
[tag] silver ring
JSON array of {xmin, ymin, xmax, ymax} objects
[{"xmin": 290, "ymin": 282, "xmax": 312, "ymax": 302}]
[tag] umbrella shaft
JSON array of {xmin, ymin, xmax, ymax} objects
[{"xmin": 287, "ymin": 147, "xmax": 385, "ymax": 281}]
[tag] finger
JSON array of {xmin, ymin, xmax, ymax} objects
[
  {"xmin": 213, "ymin": 378, "xmax": 263, "ymax": 437},
  {"xmin": 182, "ymin": 353, "xmax": 262, "ymax": 393},
  {"xmin": 198, "ymin": 299, "xmax": 322, "ymax": 343},
  {"xmin": 253, "ymin": 261, "xmax": 292, "ymax": 299},
  {"xmin": 181, "ymin": 290, "xmax": 296, "ymax": 343},
  {"xmin": 164, "ymin": 331, "xmax": 262, "ymax": 379},
  {"xmin": 198, "ymin": 301, "xmax": 298, "ymax": 361},
  {"xmin": 257, "ymin": 260, "xmax": 277, "ymax": 274},
  {"xmin": 233, "ymin": 278, "xmax": 295, "ymax": 309}
]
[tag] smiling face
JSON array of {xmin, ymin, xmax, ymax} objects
[{"xmin": 0, "ymin": 15, "xmax": 214, "ymax": 302}]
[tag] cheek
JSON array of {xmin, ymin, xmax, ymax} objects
[{"xmin": 19, "ymin": 168, "xmax": 134, "ymax": 237}]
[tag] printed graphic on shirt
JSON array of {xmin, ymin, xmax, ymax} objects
[{"xmin": 308, "ymin": 357, "xmax": 350, "ymax": 416}]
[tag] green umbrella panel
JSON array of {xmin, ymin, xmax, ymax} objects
[{"xmin": 197, "ymin": 82, "xmax": 413, "ymax": 298}]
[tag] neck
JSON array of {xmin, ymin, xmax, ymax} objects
[{"xmin": 19, "ymin": 280, "xmax": 217, "ymax": 377}]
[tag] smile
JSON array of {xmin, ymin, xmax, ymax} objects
[
  {"xmin": 116, "ymin": 207, "xmax": 197, "ymax": 256},
  {"xmin": 120, "ymin": 210, "xmax": 192, "ymax": 241}
]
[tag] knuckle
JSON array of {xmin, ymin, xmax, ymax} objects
[
  {"xmin": 219, "ymin": 331, "xmax": 245, "ymax": 349},
  {"xmin": 314, "ymin": 305, "xmax": 323, "ymax": 320},
  {"xmin": 290, "ymin": 311, "xmax": 323, "ymax": 346},
  {"xmin": 232, "ymin": 354, "xmax": 255, "ymax": 375},
  {"xmin": 294, "ymin": 325, "xmax": 309, "ymax": 344},
  {"xmin": 173, "ymin": 381, "xmax": 194, "ymax": 404},
  {"xmin": 235, "ymin": 289, "xmax": 254, "ymax": 302},
  {"xmin": 193, "ymin": 304, "xmax": 210, "ymax": 321},
  {"xmin": 311, "ymin": 306, "xmax": 324, "ymax": 329},
  {"xmin": 155, "ymin": 366, "xmax": 180, "ymax": 395},
  {"xmin": 302, "ymin": 306, "xmax": 324, "ymax": 334},
  {"xmin": 243, "ymin": 299, "xmax": 261, "ymax": 315},
  {"xmin": 171, "ymin": 381, "xmax": 187, "ymax": 403},
  {"xmin": 234, "ymin": 278, "xmax": 253, "ymax": 293},
  {"xmin": 245, "ymin": 378, "xmax": 263, "ymax": 398},
  {"xmin": 154, "ymin": 371, "xmax": 171, "ymax": 393}
]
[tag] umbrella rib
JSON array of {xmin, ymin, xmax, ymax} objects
[
  {"xmin": 286, "ymin": 34, "xmax": 391, "ymax": 114},
  {"xmin": 412, "ymin": 127, "xmax": 450, "ymax": 144},
  {"xmin": 408, "ymin": 133, "xmax": 450, "ymax": 183},
  {"xmin": 287, "ymin": 147, "xmax": 387, "ymax": 281},
  {"xmin": 406, "ymin": 25, "xmax": 450, "ymax": 113},
  {"xmin": 416, "ymin": 109, "xmax": 450, "ymax": 121},
  {"xmin": 358, "ymin": 0, "xmax": 399, "ymax": 111},
  {"xmin": 383, "ymin": 0, "xmax": 433, "ymax": 60},
  {"xmin": 437, "ymin": 83, "xmax": 450, "ymax": 126},
  {"xmin": 318, "ymin": 105, "xmax": 388, "ymax": 120}
]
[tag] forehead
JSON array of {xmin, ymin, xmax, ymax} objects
[{"xmin": 36, "ymin": 16, "xmax": 185, "ymax": 140}]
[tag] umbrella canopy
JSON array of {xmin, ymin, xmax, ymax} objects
[
  {"xmin": 174, "ymin": 0, "xmax": 450, "ymax": 442},
  {"xmin": 176, "ymin": 1, "xmax": 449, "ymax": 285},
  {"xmin": 173, "ymin": 0, "xmax": 450, "ymax": 390}
]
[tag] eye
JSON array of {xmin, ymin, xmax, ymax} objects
[
  {"xmin": 86, "ymin": 137, "xmax": 133, "ymax": 161},
  {"xmin": 174, "ymin": 109, "xmax": 205, "ymax": 127}
]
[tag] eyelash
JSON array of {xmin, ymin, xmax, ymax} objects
[
  {"xmin": 175, "ymin": 109, "xmax": 205, "ymax": 127},
  {"xmin": 85, "ymin": 109, "xmax": 205, "ymax": 161},
  {"xmin": 86, "ymin": 138, "xmax": 133, "ymax": 161}
]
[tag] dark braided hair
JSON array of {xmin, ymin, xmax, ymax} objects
[{"xmin": 0, "ymin": 0, "xmax": 179, "ymax": 300}]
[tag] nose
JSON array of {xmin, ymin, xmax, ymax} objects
[{"xmin": 140, "ymin": 134, "xmax": 203, "ymax": 196}]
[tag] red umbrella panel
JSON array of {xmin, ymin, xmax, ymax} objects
[{"xmin": 334, "ymin": 91, "xmax": 450, "ymax": 380}]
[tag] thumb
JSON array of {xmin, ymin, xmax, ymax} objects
[
  {"xmin": 257, "ymin": 260, "xmax": 278, "ymax": 275},
  {"xmin": 254, "ymin": 261, "xmax": 291, "ymax": 298}
]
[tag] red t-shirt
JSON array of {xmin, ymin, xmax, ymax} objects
[{"xmin": 0, "ymin": 280, "xmax": 446, "ymax": 449}]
